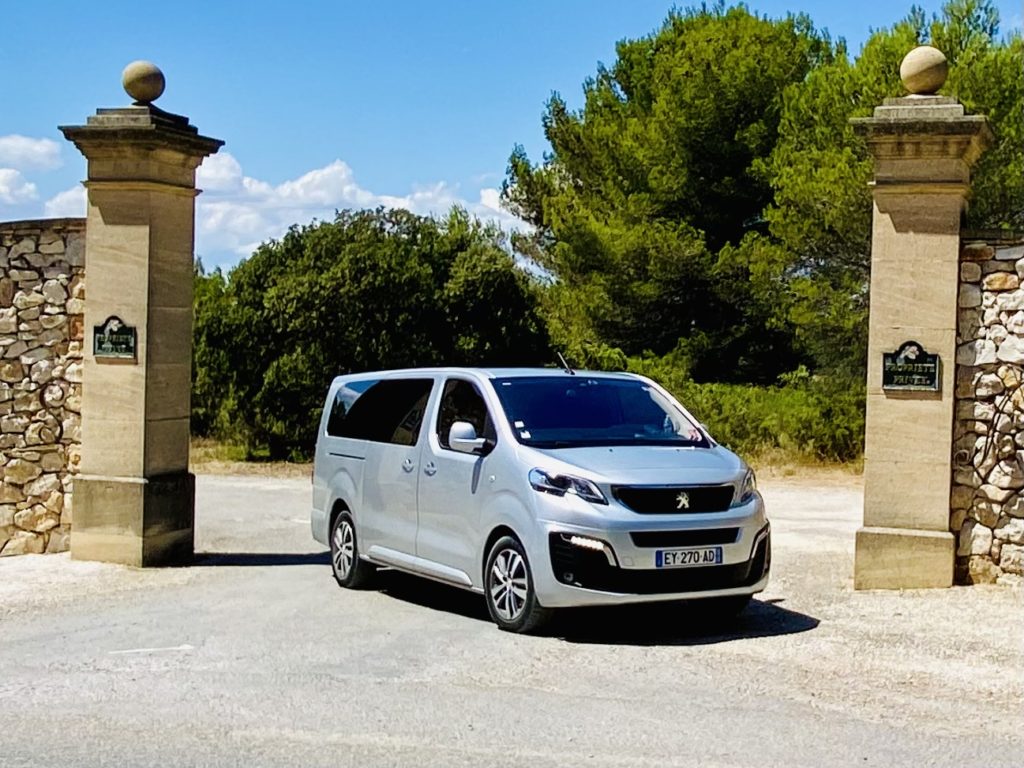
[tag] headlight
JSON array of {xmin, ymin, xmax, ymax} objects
[
  {"xmin": 732, "ymin": 469, "xmax": 757, "ymax": 507},
  {"xmin": 528, "ymin": 468, "xmax": 608, "ymax": 505}
]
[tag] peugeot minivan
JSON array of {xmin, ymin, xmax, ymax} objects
[{"xmin": 311, "ymin": 368, "xmax": 770, "ymax": 633}]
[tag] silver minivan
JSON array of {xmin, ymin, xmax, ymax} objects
[{"xmin": 311, "ymin": 368, "xmax": 770, "ymax": 633}]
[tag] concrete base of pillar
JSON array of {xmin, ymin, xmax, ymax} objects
[
  {"xmin": 71, "ymin": 472, "xmax": 195, "ymax": 567},
  {"xmin": 854, "ymin": 526, "xmax": 954, "ymax": 590}
]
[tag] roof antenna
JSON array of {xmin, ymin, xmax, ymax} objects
[{"xmin": 556, "ymin": 351, "xmax": 575, "ymax": 376}]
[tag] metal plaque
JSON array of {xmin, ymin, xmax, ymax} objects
[
  {"xmin": 93, "ymin": 315, "xmax": 137, "ymax": 361},
  {"xmin": 882, "ymin": 341, "xmax": 940, "ymax": 392}
]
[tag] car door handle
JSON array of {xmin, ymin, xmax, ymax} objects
[
  {"xmin": 402, "ymin": 458, "xmax": 415, "ymax": 473},
  {"xmin": 423, "ymin": 462, "xmax": 437, "ymax": 477}
]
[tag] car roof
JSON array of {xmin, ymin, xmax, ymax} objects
[{"xmin": 330, "ymin": 367, "xmax": 641, "ymax": 384}]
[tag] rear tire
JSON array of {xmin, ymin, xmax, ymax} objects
[
  {"xmin": 330, "ymin": 512, "xmax": 376, "ymax": 589},
  {"xmin": 484, "ymin": 535, "xmax": 553, "ymax": 634}
]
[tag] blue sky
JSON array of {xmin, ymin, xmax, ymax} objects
[{"xmin": 1, "ymin": 0, "xmax": 1020, "ymax": 268}]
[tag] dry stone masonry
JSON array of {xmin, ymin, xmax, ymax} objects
[
  {"xmin": 953, "ymin": 236, "xmax": 1024, "ymax": 585},
  {"xmin": 0, "ymin": 219, "xmax": 85, "ymax": 556}
]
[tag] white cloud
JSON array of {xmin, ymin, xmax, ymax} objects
[
  {"xmin": 0, "ymin": 135, "xmax": 62, "ymax": 171},
  {"xmin": 195, "ymin": 152, "xmax": 525, "ymax": 265},
  {"xmin": 196, "ymin": 152, "xmax": 244, "ymax": 192},
  {"xmin": 43, "ymin": 185, "xmax": 86, "ymax": 217},
  {"xmin": 0, "ymin": 169, "xmax": 38, "ymax": 205}
]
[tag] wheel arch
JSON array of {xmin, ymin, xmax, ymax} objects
[
  {"xmin": 329, "ymin": 498, "xmax": 352, "ymax": 534},
  {"xmin": 482, "ymin": 524, "xmax": 520, "ymax": 583}
]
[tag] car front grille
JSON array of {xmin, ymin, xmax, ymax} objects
[
  {"xmin": 629, "ymin": 528, "xmax": 740, "ymax": 548},
  {"xmin": 612, "ymin": 484, "xmax": 735, "ymax": 514}
]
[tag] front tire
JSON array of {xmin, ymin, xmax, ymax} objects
[
  {"xmin": 330, "ymin": 512, "xmax": 375, "ymax": 589},
  {"xmin": 484, "ymin": 536, "xmax": 552, "ymax": 633}
]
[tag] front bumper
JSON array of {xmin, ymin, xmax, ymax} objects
[{"xmin": 529, "ymin": 492, "xmax": 770, "ymax": 608}]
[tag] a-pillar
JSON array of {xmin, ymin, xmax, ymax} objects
[
  {"xmin": 851, "ymin": 47, "xmax": 991, "ymax": 589},
  {"xmin": 59, "ymin": 62, "xmax": 223, "ymax": 566}
]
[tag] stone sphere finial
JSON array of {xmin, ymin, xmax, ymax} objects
[
  {"xmin": 122, "ymin": 60, "xmax": 165, "ymax": 105},
  {"xmin": 900, "ymin": 46, "xmax": 948, "ymax": 95}
]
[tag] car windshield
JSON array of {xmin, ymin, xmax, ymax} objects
[{"xmin": 490, "ymin": 376, "xmax": 707, "ymax": 449}]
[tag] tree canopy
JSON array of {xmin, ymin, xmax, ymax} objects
[
  {"xmin": 502, "ymin": 0, "xmax": 1022, "ymax": 381},
  {"xmin": 193, "ymin": 208, "xmax": 549, "ymax": 459}
]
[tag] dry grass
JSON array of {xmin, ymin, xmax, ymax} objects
[
  {"xmin": 189, "ymin": 438, "xmax": 862, "ymax": 486},
  {"xmin": 189, "ymin": 438, "xmax": 312, "ymax": 479},
  {"xmin": 746, "ymin": 446, "xmax": 863, "ymax": 486}
]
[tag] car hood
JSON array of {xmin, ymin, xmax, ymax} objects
[{"xmin": 525, "ymin": 444, "xmax": 743, "ymax": 486}]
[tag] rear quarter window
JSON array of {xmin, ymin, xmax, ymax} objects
[{"xmin": 327, "ymin": 378, "xmax": 434, "ymax": 446}]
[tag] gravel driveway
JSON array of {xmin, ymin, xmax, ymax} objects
[{"xmin": 0, "ymin": 473, "xmax": 1020, "ymax": 767}]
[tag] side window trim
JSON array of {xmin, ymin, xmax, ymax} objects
[{"xmin": 435, "ymin": 377, "xmax": 497, "ymax": 453}]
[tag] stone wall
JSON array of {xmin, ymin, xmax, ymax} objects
[
  {"xmin": 953, "ymin": 235, "xmax": 1024, "ymax": 585},
  {"xmin": 0, "ymin": 219, "xmax": 85, "ymax": 556}
]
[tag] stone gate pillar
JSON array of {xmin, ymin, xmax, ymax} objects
[
  {"xmin": 59, "ymin": 62, "xmax": 222, "ymax": 566},
  {"xmin": 851, "ymin": 47, "xmax": 992, "ymax": 589}
]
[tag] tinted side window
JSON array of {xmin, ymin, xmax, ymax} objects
[
  {"xmin": 326, "ymin": 379, "xmax": 379, "ymax": 437},
  {"xmin": 436, "ymin": 379, "xmax": 496, "ymax": 450},
  {"xmin": 332, "ymin": 378, "xmax": 434, "ymax": 446}
]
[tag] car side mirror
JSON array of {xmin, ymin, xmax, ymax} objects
[{"xmin": 449, "ymin": 421, "xmax": 487, "ymax": 455}]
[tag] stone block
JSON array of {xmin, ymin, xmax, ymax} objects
[
  {"xmin": 3, "ymin": 458, "xmax": 40, "ymax": 485},
  {"xmin": 1000, "ymin": 543, "xmax": 1024, "ymax": 575},
  {"xmin": 950, "ymin": 484, "xmax": 974, "ymax": 509},
  {"xmin": 983, "ymin": 272, "xmax": 1020, "ymax": 291},
  {"xmin": 854, "ymin": 527, "xmax": 954, "ymax": 589},
  {"xmin": 1004, "ymin": 495, "xmax": 1024, "ymax": 518},
  {"xmin": 988, "ymin": 459, "xmax": 1024, "ymax": 490},
  {"xmin": 977, "ymin": 483, "xmax": 1015, "ymax": 504},
  {"xmin": 966, "ymin": 556, "xmax": 1001, "ymax": 584},
  {"xmin": 959, "ymin": 284, "xmax": 982, "ymax": 308},
  {"xmin": 45, "ymin": 528, "xmax": 70, "ymax": 553},
  {"xmin": 0, "ymin": 530, "xmax": 45, "ymax": 556},
  {"xmin": 994, "ymin": 516, "xmax": 1024, "ymax": 544},
  {"xmin": 970, "ymin": 499, "xmax": 1001, "ymax": 529},
  {"xmin": 995, "ymin": 290, "xmax": 1024, "ymax": 311},
  {"xmin": 961, "ymin": 243, "xmax": 994, "ymax": 262},
  {"xmin": 958, "ymin": 520, "xmax": 993, "ymax": 556},
  {"xmin": 957, "ymin": 340, "xmax": 997, "ymax": 366},
  {"xmin": 37, "ymin": 239, "xmax": 64, "ymax": 255},
  {"xmin": 996, "ymin": 336, "xmax": 1024, "ymax": 364},
  {"xmin": 72, "ymin": 472, "xmax": 195, "ymax": 566},
  {"xmin": 994, "ymin": 244, "xmax": 1024, "ymax": 261},
  {"xmin": 23, "ymin": 473, "xmax": 60, "ymax": 497},
  {"xmin": 975, "ymin": 373, "xmax": 1005, "ymax": 397},
  {"xmin": 960, "ymin": 262, "xmax": 981, "ymax": 282},
  {"xmin": 0, "ymin": 361, "xmax": 24, "ymax": 382},
  {"xmin": 14, "ymin": 505, "xmax": 58, "ymax": 533},
  {"xmin": 65, "ymin": 235, "xmax": 84, "ymax": 267}
]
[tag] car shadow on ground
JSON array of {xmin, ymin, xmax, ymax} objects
[
  {"xmin": 375, "ymin": 568, "xmax": 491, "ymax": 621},
  {"xmin": 194, "ymin": 552, "xmax": 331, "ymax": 566},
  {"xmin": 552, "ymin": 598, "xmax": 820, "ymax": 646},
  {"xmin": 373, "ymin": 569, "xmax": 819, "ymax": 645}
]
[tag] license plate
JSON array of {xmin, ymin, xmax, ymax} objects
[{"xmin": 656, "ymin": 546, "xmax": 723, "ymax": 568}]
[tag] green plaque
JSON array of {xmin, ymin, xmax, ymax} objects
[
  {"xmin": 882, "ymin": 341, "xmax": 940, "ymax": 392},
  {"xmin": 93, "ymin": 315, "xmax": 137, "ymax": 360}
]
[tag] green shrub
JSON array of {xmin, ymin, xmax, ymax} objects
[
  {"xmin": 628, "ymin": 356, "xmax": 864, "ymax": 462},
  {"xmin": 192, "ymin": 207, "xmax": 551, "ymax": 460}
]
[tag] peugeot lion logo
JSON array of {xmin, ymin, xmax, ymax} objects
[{"xmin": 675, "ymin": 491, "xmax": 690, "ymax": 510}]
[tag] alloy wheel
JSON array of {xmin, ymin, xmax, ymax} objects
[
  {"xmin": 489, "ymin": 547, "xmax": 528, "ymax": 621},
  {"xmin": 332, "ymin": 519, "xmax": 355, "ymax": 580}
]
